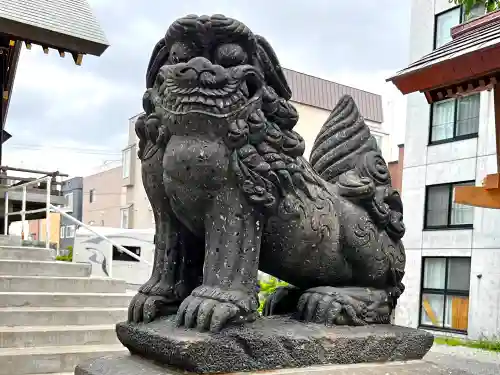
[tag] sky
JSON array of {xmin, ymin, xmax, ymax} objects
[{"xmin": 3, "ymin": 0, "xmax": 411, "ymax": 177}]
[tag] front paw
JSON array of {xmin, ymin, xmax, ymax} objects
[
  {"xmin": 127, "ymin": 292, "xmax": 179, "ymax": 323},
  {"xmin": 296, "ymin": 287, "xmax": 369, "ymax": 326},
  {"xmin": 175, "ymin": 286, "xmax": 259, "ymax": 332}
]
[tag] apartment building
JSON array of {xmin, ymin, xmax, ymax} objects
[
  {"xmin": 58, "ymin": 177, "xmax": 83, "ymax": 249},
  {"xmin": 395, "ymin": 0, "xmax": 500, "ymax": 340},
  {"xmin": 82, "ymin": 166, "xmax": 123, "ymax": 228},
  {"xmin": 120, "ymin": 69, "xmax": 392, "ymax": 229}
]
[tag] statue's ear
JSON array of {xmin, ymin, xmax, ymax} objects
[
  {"xmin": 146, "ymin": 38, "xmax": 169, "ymax": 89},
  {"xmin": 255, "ymin": 35, "xmax": 292, "ymax": 101}
]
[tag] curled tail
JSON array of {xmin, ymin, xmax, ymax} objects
[
  {"xmin": 310, "ymin": 95, "xmax": 382, "ymax": 184},
  {"xmin": 310, "ymin": 95, "xmax": 406, "ymax": 303}
]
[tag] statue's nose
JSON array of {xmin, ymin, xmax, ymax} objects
[{"xmin": 173, "ymin": 57, "xmax": 227, "ymax": 88}]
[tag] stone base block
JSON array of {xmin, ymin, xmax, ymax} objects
[
  {"xmin": 75, "ymin": 353, "xmax": 476, "ymax": 375},
  {"xmin": 115, "ymin": 316, "xmax": 434, "ymax": 374}
]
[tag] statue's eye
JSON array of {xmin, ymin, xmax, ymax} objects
[
  {"xmin": 169, "ymin": 42, "xmax": 197, "ymax": 64},
  {"xmin": 214, "ymin": 43, "xmax": 248, "ymax": 67}
]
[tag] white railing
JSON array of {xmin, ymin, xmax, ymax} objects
[
  {"xmin": 4, "ymin": 175, "xmax": 52, "ymax": 248},
  {"xmin": 2, "ymin": 175, "xmax": 150, "ymax": 278},
  {"xmin": 50, "ymin": 204, "xmax": 150, "ymax": 278}
]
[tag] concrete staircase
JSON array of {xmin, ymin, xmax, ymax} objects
[{"xmin": 0, "ymin": 235, "xmax": 132, "ymax": 375}]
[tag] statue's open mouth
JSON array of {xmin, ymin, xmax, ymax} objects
[{"xmin": 162, "ymin": 67, "xmax": 263, "ymax": 119}]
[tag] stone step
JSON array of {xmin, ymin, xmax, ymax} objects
[
  {"xmin": 0, "ymin": 259, "xmax": 91, "ymax": 277},
  {"xmin": 0, "ymin": 292, "xmax": 132, "ymax": 308},
  {"xmin": 0, "ymin": 235, "xmax": 22, "ymax": 247},
  {"xmin": 0, "ymin": 276, "xmax": 127, "ymax": 293},
  {"xmin": 0, "ymin": 344, "xmax": 126, "ymax": 375},
  {"xmin": 0, "ymin": 324, "xmax": 119, "ymax": 348},
  {"xmin": 0, "ymin": 245, "xmax": 55, "ymax": 261},
  {"xmin": 0, "ymin": 307, "xmax": 128, "ymax": 326}
]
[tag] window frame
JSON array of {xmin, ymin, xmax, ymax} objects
[
  {"xmin": 423, "ymin": 180, "xmax": 475, "ymax": 230},
  {"xmin": 433, "ymin": 5, "xmax": 463, "ymax": 50},
  {"xmin": 428, "ymin": 93, "xmax": 480, "ymax": 146},
  {"xmin": 60, "ymin": 225, "xmax": 66, "ymax": 239},
  {"xmin": 120, "ymin": 207, "xmax": 129, "ymax": 229},
  {"xmin": 89, "ymin": 189, "xmax": 95, "ymax": 203},
  {"xmin": 419, "ymin": 256, "xmax": 471, "ymax": 334},
  {"xmin": 63, "ymin": 192, "xmax": 74, "ymax": 212},
  {"xmin": 122, "ymin": 147, "xmax": 131, "ymax": 179},
  {"xmin": 65, "ymin": 225, "xmax": 76, "ymax": 239}
]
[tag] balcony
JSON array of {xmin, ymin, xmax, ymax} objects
[{"xmin": 0, "ymin": 166, "xmax": 67, "ymax": 226}]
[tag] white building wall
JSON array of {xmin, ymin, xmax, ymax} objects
[{"xmin": 397, "ymin": 0, "xmax": 500, "ymax": 340}]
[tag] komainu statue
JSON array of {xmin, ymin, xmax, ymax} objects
[{"xmin": 129, "ymin": 14, "xmax": 406, "ymax": 333}]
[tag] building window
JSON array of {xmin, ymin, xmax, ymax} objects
[
  {"xmin": 120, "ymin": 208, "xmax": 129, "ymax": 229},
  {"xmin": 60, "ymin": 226, "xmax": 66, "ymax": 239},
  {"xmin": 425, "ymin": 181, "xmax": 475, "ymax": 229},
  {"xmin": 430, "ymin": 93, "xmax": 480, "ymax": 144},
  {"xmin": 89, "ymin": 189, "xmax": 95, "ymax": 203},
  {"xmin": 112, "ymin": 245, "xmax": 141, "ymax": 262},
  {"xmin": 64, "ymin": 192, "xmax": 74, "ymax": 213},
  {"xmin": 122, "ymin": 148, "xmax": 131, "ymax": 179},
  {"xmin": 66, "ymin": 225, "xmax": 76, "ymax": 238},
  {"xmin": 434, "ymin": 6, "xmax": 462, "ymax": 49},
  {"xmin": 420, "ymin": 257, "xmax": 471, "ymax": 332}
]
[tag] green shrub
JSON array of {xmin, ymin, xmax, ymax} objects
[
  {"xmin": 56, "ymin": 246, "xmax": 73, "ymax": 262},
  {"xmin": 435, "ymin": 336, "xmax": 500, "ymax": 352},
  {"xmin": 257, "ymin": 276, "xmax": 288, "ymax": 313}
]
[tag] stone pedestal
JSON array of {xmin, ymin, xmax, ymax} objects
[
  {"xmin": 113, "ymin": 316, "xmax": 434, "ymax": 374},
  {"xmin": 75, "ymin": 354, "xmax": 477, "ymax": 375}
]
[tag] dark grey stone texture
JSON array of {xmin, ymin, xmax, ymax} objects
[
  {"xmin": 115, "ymin": 316, "xmax": 434, "ymax": 374},
  {"xmin": 75, "ymin": 354, "xmax": 477, "ymax": 375},
  {"xmin": 129, "ymin": 13, "xmax": 407, "ymax": 335}
]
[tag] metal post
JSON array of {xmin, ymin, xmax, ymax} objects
[
  {"xmin": 45, "ymin": 177, "xmax": 50, "ymax": 249},
  {"xmin": 21, "ymin": 186, "xmax": 26, "ymax": 240},
  {"xmin": 3, "ymin": 191, "xmax": 8, "ymax": 235}
]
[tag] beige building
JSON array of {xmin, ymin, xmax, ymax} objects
[
  {"xmin": 103, "ymin": 69, "xmax": 389, "ymax": 229},
  {"xmin": 82, "ymin": 166, "xmax": 124, "ymax": 227}
]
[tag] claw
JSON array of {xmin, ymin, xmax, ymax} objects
[
  {"xmin": 184, "ymin": 297, "xmax": 203, "ymax": 328},
  {"xmin": 210, "ymin": 302, "xmax": 239, "ymax": 333},
  {"xmin": 175, "ymin": 296, "xmax": 193, "ymax": 327},
  {"xmin": 131, "ymin": 293, "xmax": 147, "ymax": 323},
  {"xmin": 314, "ymin": 295, "xmax": 334, "ymax": 324},
  {"xmin": 325, "ymin": 302, "xmax": 342, "ymax": 326},
  {"xmin": 304, "ymin": 292, "xmax": 322, "ymax": 322},
  {"xmin": 196, "ymin": 299, "xmax": 218, "ymax": 331}
]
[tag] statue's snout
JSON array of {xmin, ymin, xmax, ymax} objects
[{"xmin": 172, "ymin": 57, "xmax": 228, "ymax": 89}]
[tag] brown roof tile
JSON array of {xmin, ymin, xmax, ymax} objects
[{"xmin": 283, "ymin": 68, "xmax": 384, "ymax": 123}]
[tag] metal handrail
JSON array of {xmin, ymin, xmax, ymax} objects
[
  {"xmin": 50, "ymin": 204, "xmax": 150, "ymax": 278},
  {"xmin": 3, "ymin": 175, "xmax": 52, "ymax": 248}
]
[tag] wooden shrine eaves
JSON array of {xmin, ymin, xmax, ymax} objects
[{"xmin": 387, "ymin": 9, "xmax": 500, "ymax": 104}]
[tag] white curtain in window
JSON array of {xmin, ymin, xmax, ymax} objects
[
  {"xmin": 431, "ymin": 100, "xmax": 455, "ymax": 142},
  {"xmin": 456, "ymin": 94, "xmax": 480, "ymax": 137},
  {"xmin": 435, "ymin": 7, "xmax": 461, "ymax": 48},
  {"xmin": 423, "ymin": 258, "xmax": 446, "ymax": 289},
  {"xmin": 426, "ymin": 185, "xmax": 450, "ymax": 226},
  {"xmin": 451, "ymin": 183, "xmax": 474, "ymax": 225}
]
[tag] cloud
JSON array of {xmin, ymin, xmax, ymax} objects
[{"xmin": 4, "ymin": 0, "xmax": 410, "ymax": 177}]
